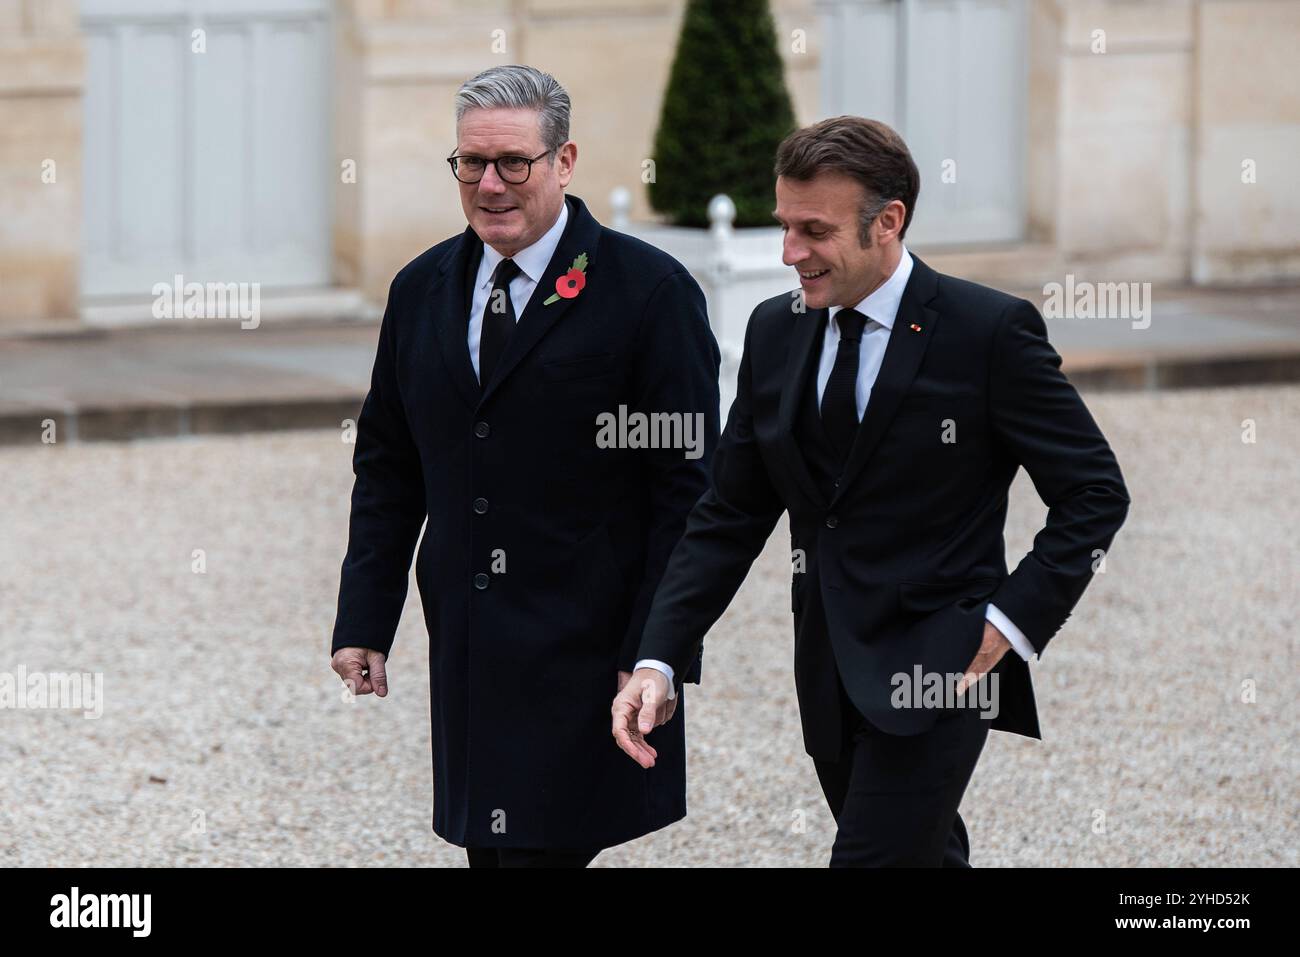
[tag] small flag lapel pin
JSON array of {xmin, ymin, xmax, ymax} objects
[{"xmin": 909, "ymin": 322, "xmax": 923, "ymax": 333}]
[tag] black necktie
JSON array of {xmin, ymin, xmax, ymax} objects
[
  {"xmin": 820, "ymin": 307, "xmax": 870, "ymax": 460},
  {"xmin": 478, "ymin": 257, "xmax": 521, "ymax": 385}
]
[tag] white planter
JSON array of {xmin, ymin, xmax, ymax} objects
[{"xmin": 611, "ymin": 189, "xmax": 798, "ymax": 415}]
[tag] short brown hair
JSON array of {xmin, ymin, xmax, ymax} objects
[{"xmin": 774, "ymin": 116, "xmax": 921, "ymax": 243}]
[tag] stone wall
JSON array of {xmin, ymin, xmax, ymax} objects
[
  {"xmin": 1, "ymin": 0, "xmax": 1296, "ymax": 325},
  {"xmin": 335, "ymin": 0, "xmax": 820, "ymax": 303},
  {"xmin": 0, "ymin": 0, "xmax": 83, "ymax": 322},
  {"xmin": 1192, "ymin": 0, "xmax": 1300, "ymax": 283}
]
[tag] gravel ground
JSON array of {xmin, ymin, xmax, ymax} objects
[{"xmin": 1, "ymin": 385, "xmax": 1295, "ymax": 867}]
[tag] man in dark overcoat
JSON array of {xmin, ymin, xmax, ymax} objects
[{"xmin": 332, "ymin": 65, "xmax": 719, "ymax": 867}]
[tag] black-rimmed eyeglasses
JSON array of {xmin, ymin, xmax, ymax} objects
[{"xmin": 447, "ymin": 149, "xmax": 553, "ymax": 184}]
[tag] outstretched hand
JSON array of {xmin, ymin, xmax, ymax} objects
[{"xmin": 611, "ymin": 667, "xmax": 675, "ymax": 768}]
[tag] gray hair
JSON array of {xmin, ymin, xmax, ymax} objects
[{"xmin": 454, "ymin": 65, "xmax": 571, "ymax": 153}]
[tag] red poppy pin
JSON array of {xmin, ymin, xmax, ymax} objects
[
  {"xmin": 910, "ymin": 323, "xmax": 923, "ymax": 332},
  {"xmin": 543, "ymin": 252, "xmax": 588, "ymax": 305}
]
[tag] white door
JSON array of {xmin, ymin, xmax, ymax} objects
[
  {"xmin": 81, "ymin": 0, "xmax": 332, "ymax": 297},
  {"xmin": 820, "ymin": 0, "xmax": 1027, "ymax": 246}
]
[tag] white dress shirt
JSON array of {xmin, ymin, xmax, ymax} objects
[
  {"xmin": 635, "ymin": 244, "xmax": 1036, "ymax": 697},
  {"xmin": 467, "ymin": 199, "xmax": 569, "ymax": 381}
]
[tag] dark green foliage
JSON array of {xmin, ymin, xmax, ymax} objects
[{"xmin": 648, "ymin": 0, "xmax": 798, "ymax": 228}]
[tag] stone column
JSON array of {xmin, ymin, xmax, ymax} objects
[
  {"xmin": 1193, "ymin": 0, "xmax": 1300, "ymax": 284},
  {"xmin": 0, "ymin": 0, "xmax": 84, "ymax": 325}
]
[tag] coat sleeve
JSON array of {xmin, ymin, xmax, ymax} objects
[
  {"xmin": 330, "ymin": 273, "xmax": 428, "ymax": 660},
  {"xmin": 617, "ymin": 270, "xmax": 722, "ymax": 681},
  {"xmin": 985, "ymin": 298, "xmax": 1130, "ymax": 655},
  {"xmin": 635, "ymin": 305, "xmax": 788, "ymax": 694}
]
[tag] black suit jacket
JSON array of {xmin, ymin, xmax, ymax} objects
[
  {"xmin": 331, "ymin": 194, "xmax": 720, "ymax": 847},
  {"xmin": 637, "ymin": 253, "xmax": 1129, "ymax": 760}
]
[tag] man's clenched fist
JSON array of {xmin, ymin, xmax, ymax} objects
[{"xmin": 332, "ymin": 647, "xmax": 389, "ymax": 697}]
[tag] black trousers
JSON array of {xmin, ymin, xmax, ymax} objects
[
  {"xmin": 465, "ymin": 845, "xmax": 603, "ymax": 868},
  {"xmin": 811, "ymin": 654, "xmax": 1009, "ymax": 867}
]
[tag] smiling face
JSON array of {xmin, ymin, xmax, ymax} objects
[
  {"xmin": 454, "ymin": 107, "xmax": 576, "ymax": 258},
  {"xmin": 774, "ymin": 172, "xmax": 906, "ymax": 311}
]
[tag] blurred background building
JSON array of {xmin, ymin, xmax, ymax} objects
[{"xmin": 1, "ymin": 0, "xmax": 1297, "ymax": 328}]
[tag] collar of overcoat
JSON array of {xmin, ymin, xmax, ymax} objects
[{"xmin": 427, "ymin": 192, "xmax": 604, "ymax": 410}]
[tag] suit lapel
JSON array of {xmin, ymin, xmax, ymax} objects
[
  {"xmin": 427, "ymin": 226, "xmax": 484, "ymax": 410},
  {"xmin": 777, "ymin": 306, "xmax": 829, "ymax": 507},
  {"xmin": 830, "ymin": 254, "xmax": 941, "ymax": 506},
  {"xmin": 478, "ymin": 193, "xmax": 603, "ymax": 407}
]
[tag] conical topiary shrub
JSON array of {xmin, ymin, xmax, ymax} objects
[{"xmin": 648, "ymin": 0, "xmax": 798, "ymax": 228}]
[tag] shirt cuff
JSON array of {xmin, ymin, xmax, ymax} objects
[
  {"xmin": 633, "ymin": 659, "xmax": 677, "ymax": 700},
  {"xmin": 985, "ymin": 603, "xmax": 1036, "ymax": 662}
]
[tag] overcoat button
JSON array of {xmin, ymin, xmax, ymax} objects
[
  {"xmin": 473, "ymin": 573, "xmax": 489, "ymax": 590},
  {"xmin": 474, "ymin": 422, "xmax": 490, "ymax": 438},
  {"xmin": 825, "ymin": 515, "xmax": 839, "ymax": 529},
  {"xmin": 473, "ymin": 497, "xmax": 489, "ymax": 514}
]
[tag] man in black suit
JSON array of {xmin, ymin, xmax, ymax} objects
[
  {"xmin": 613, "ymin": 116, "xmax": 1129, "ymax": 866},
  {"xmin": 331, "ymin": 65, "xmax": 719, "ymax": 867}
]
